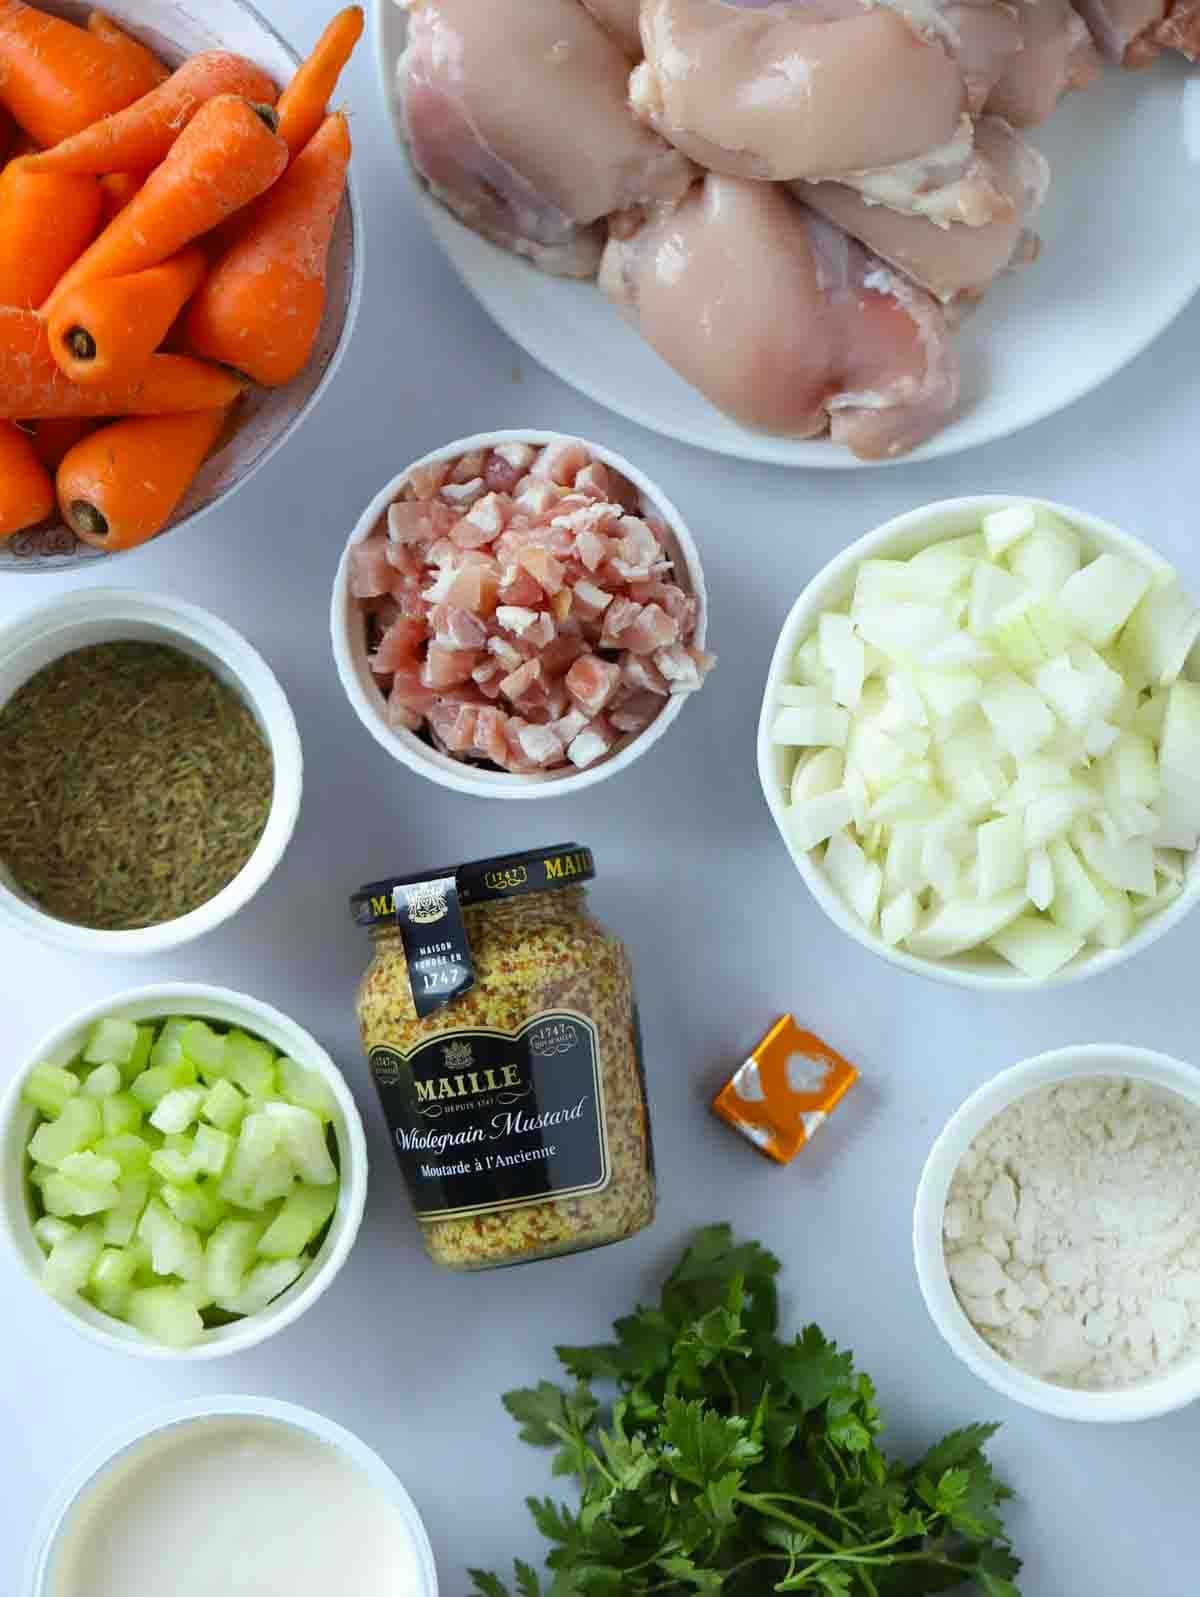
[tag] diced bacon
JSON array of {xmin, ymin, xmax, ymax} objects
[
  {"xmin": 423, "ymin": 644, "xmax": 480, "ymax": 690},
  {"xmin": 610, "ymin": 690, "xmax": 663, "ymax": 734},
  {"xmin": 654, "ymin": 643, "xmax": 703, "ymax": 692},
  {"xmin": 568, "ymin": 717, "xmax": 615, "ymax": 769},
  {"xmin": 550, "ymin": 588, "xmax": 573, "ymax": 623},
  {"xmin": 450, "ymin": 449, "xmax": 487, "ymax": 484},
  {"xmin": 434, "ymin": 605, "xmax": 488, "ymax": 650},
  {"xmin": 622, "ymin": 603, "xmax": 679, "ymax": 656},
  {"xmin": 398, "ymin": 587, "xmax": 428, "ymax": 621},
  {"xmin": 539, "ymin": 634, "xmax": 587, "ymax": 676},
  {"xmin": 513, "ymin": 479, "xmax": 561, "ymax": 516},
  {"xmin": 451, "ymin": 492, "xmax": 511, "ymax": 547},
  {"xmin": 622, "ymin": 653, "xmax": 669, "ymax": 695},
  {"xmin": 475, "ymin": 707, "xmax": 511, "ymax": 767},
  {"xmin": 445, "ymin": 561, "xmax": 501, "ymax": 616},
  {"xmin": 553, "ymin": 503, "xmax": 619, "ymax": 541},
  {"xmin": 421, "ymin": 567, "xmax": 459, "ymax": 605},
  {"xmin": 618, "ymin": 517, "xmax": 661, "ymax": 569},
  {"xmin": 371, "ymin": 616, "xmax": 427, "ymax": 673},
  {"xmin": 523, "ymin": 612, "xmax": 557, "ymax": 649},
  {"xmin": 601, "ymin": 596, "xmax": 643, "ymax": 646},
  {"xmin": 389, "ymin": 667, "xmax": 439, "ymax": 717},
  {"xmin": 497, "ymin": 568, "xmax": 544, "ymax": 608},
  {"xmin": 660, "ymin": 589, "xmax": 694, "ymax": 638},
  {"xmin": 573, "ymin": 462, "xmax": 610, "ymax": 500},
  {"xmin": 531, "ymin": 439, "xmax": 590, "ymax": 485},
  {"xmin": 429, "ymin": 703, "xmax": 479, "ymax": 754},
  {"xmin": 385, "ymin": 541, "xmax": 423, "ymax": 583},
  {"xmin": 483, "ymin": 451, "xmax": 525, "ymax": 495},
  {"xmin": 439, "ymin": 682, "xmax": 488, "ymax": 708},
  {"xmin": 518, "ymin": 545, "xmax": 565, "ymax": 596},
  {"xmin": 553, "ymin": 708, "xmax": 589, "ymax": 744},
  {"xmin": 572, "ymin": 580, "xmax": 613, "ymax": 620},
  {"xmin": 440, "ymin": 477, "xmax": 485, "ymax": 508},
  {"xmin": 495, "ymin": 442, "xmax": 536, "ymax": 470},
  {"xmin": 518, "ymin": 722, "xmax": 565, "ymax": 767},
  {"xmin": 502, "ymin": 717, "xmax": 539, "ymax": 772},
  {"xmin": 606, "ymin": 468, "xmax": 642, "ymax": 513},
  {"xmin": 406, "ymin": 461, "xmax": 450, "ymax": 499},
  {"xmin": 388, "ymin": 499, "xmax": 455, "ymax": 544},
  {"xmin": 500, "ymin": 659, "xmax": 543, "ymax": 702},
  {"xmin": 349, "ymin": 536, "xmax": 393, "ymax": 598},
  {"xmin": 566, "ymin": 654, "xmax": 622, "ymax": 716},
  {"xmin": 544, "ymin": 682, "xmax": 569, "ymax": 720},
  {"xmin": 426, "ymin": 538, "xmax": 460, "ymax": 569},
  {"xmin": 487, "ymin": 634, "xmax": 524, "ymax": 672}
]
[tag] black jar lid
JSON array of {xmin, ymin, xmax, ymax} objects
[{"xmin": 351, "ymin": 843, "xmax": 595, "ymax": 928}]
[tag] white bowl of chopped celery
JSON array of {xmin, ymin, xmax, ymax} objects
[
  {"xmin": 1, "ymin": 984, "xmax": 367, "ymax": 1358},
  {"xmin": 758, "ymin": 497, "xmax": 1200, "ymax": 988}
]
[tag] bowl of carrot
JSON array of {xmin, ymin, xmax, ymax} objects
[{"xmin": 0, "ymin": 0, "xmax": 364, "ymax": 571}]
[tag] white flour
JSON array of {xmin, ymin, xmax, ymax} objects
[{"xmin": 943, "ymin": 1077, "xmax": 1200, "ymax": 1390}]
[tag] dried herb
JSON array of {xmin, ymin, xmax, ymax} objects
[{"xmin": 0, "ymin": 641, "xmax": 273, "ymax": 929}]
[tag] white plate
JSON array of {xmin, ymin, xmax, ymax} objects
[{"xmin": 375, "ymin": 0, "xmax": 1200, "ymax": 468}]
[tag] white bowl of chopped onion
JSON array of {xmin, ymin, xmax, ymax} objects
[
  {"xmin": 331, "ymin": 430, "xmax": 711, "ymax": 798},
  {"xmin": 757, "ymin": 497, "xmax": 1200, "ymax": 988}
]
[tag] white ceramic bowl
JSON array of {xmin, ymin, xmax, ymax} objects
[
  {"xmin": 3, "ymin": 0, "xmax": 362, "ymax": 574},
  {"xmin": 0, "ymin": 588, "xmax": 302, "ymax": 955},
  {"xmin": 331, "ymin": 429, "xmax": 709, "ymax": 798},
  {"xmin": 914, "ymin": 1043, "xmax": 1200, "ymax": 1423},
  {"xmin": 24, "ymin": 1395, "xmax": 438, "ymax": 1596},
  {"xmin": 757, "ymin": 494, "xmax": 1200, "ymax": 989},
  {"xmin": 1, "ymin": 984, "xmax": 367, "ymax": 1361}
]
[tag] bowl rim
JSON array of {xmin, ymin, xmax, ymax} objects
[
  {"xmin": 912, "ymin": 1043, "xmax": 1200, "ymax": 1422},
  {"xmin": 756, "ymin": 493, "xmax": 1198, "ymax": 989},
  {"xmin": 0, "ymin": 983, "xmax": 368, "ymax": 1361},
  {"xmin": 330, "ymin": 428, "xmax": 709, "ymax": 799},
  {"xmin": 23, "ymin": 1394, "xmax": 438, "ymax": 1597},
  {"xmin": 0, "ymin": 587, "xmax": 303, "ymax": 956},
  {"xmin": 3, "ymin": 0, "xmax": 364, "ymax": 577}
]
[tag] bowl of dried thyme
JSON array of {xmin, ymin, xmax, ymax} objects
[{"xmin": 0, "ymin": 589, "xmax": 302, "ymax": 954}]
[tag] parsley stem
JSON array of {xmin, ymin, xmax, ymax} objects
[
  {"xmin": 739, "ymin": 1491, "xmax": 859, "ymax": 1532},
  {"xmin": 734, "ymin": 1494, "xmax": 843, "ymax": 1550}
]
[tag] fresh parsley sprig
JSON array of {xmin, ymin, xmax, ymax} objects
[{"xmin": 470, "ymin": 1225, "xmax": 1020, "ymax": 1597}]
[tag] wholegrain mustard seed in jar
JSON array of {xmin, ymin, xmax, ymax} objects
[{"xmin": 351, "ymin": 844, "xmax": 655, "ymax": 1269}]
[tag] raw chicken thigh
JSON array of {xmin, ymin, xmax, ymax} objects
[
  {"xmin": 1073, "ymin": 0, "xmax": 1200, "ymax": 58},
  {"xmin": 581, "ymin": 0, "xmax": 644, "ymax": 54},
  {"xmin": 801, "ymin": 119, "xmax": 1050, "ymax": 304},
  {"xmin": 987, "ymin": 0, "xmax": 1101, "ymax": 125},
  {"xmin": 400, "ymin": 0, "xmax": 693, "ymax": 279},
  {"xmin": 599, "ymin": 175, "xmax": 960, "ymax": 460}
]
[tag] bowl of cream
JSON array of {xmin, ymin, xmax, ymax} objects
[
  {"xmin": 25, "ymin": 1396, "xmax": 437, "ymax": 1597},
  {"xmin": 914, "ymin": 1044, "xmax": 1200, "ymax": 1422}
]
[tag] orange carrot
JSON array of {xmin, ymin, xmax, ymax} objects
[
  {"xmin": 0, "ymin": 0, "xmax": 164, "ymax": 148},
  {"xmin": 41, "ymin": 95, "xmax": 288, "ymax": 317},
  {"xmin": 0, "ymin": 161, "xmax": 102, "ymax": 306},
  {"xmin": 98, "ymin": 170, "xmax": 144, "ymax": 222},
  {"xmin": 30, "ymin": 417, "xmax": 93, "ymax": 471},
  {"xmin": 276, "ymin": 6, "xmax": 363, "ymax": 158},
  {"xmin": 57, "ymin": 408, "xmax": 227, "ymax": 550},
  {"xmin": 22, "ymin": 50, "xmax": 279, "ymax": 177},
  {"xmin": 0, "ymin": 419, "xmax": 54, "ymax": 537},
  {"xmin": 0, "ymin": 307, "xmax": 245, "ymax": 418},
  {"xmin": 87, "ymin": 11, "xmax": 169, "ymax": 89},
  {"xmin": 186, "ymin": 111, "xmax": 350, "ymax": 386},
  {"xmin": 48, "ymin": 246, "xmax": 207, "ymax": 388}
]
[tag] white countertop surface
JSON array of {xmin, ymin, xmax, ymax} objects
[{"xmin": 3, "ymin": 5, "xmax": 1200, "ymax": 1592}]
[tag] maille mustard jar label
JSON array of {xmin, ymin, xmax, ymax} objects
[{"xmin": 368, "ymin": 1010, "xmax": 611, "ymax": 1220}]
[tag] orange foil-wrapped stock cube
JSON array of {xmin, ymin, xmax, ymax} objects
[{"xmin": 712, "ymin": 1016, "xmax": 859, "ymax": 1164}]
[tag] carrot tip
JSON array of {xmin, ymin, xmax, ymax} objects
[
  {"xmin": 66, "ymin": 328, "xmax": 97, "ymax": 362},
  {"xmin": 68, "ymin": 501, "xmax": 109, "ymax": 539},
  {"xmin": 252, "ymin": 103, "xmax": 281, "ymax": 133}
]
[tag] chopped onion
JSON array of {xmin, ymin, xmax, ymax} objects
[{"xmin": 774, "ymin": 502, "xmax": 1199, "ymax": 974}]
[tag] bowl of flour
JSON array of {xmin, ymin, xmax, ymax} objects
[{"xmin": 914, "ymin": 1044, "xmax": 1200, "ymax": 1421}]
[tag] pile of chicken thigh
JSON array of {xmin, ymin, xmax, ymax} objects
[{"xmin": 400, "ymin": 0, "xmax": 1197, "ymax": 460}]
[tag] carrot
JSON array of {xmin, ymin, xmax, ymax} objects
[
  {"xmin": 0, "ymin": 161, "xmax": 102, "ymax": 306},
  {"xmin": 98, "ymin": 170, "xmax": 144, "ymax": 222},
  {"xmin": 30, "ymin": 417, "xmax": 92, "ymax": 471},
  {"xmin": 22, "ymin": 50, "xmax": 278, "ymax": 177},
  {"xmin": 186, "ymin": 111, "xmax": 350, "ymax": 386},
  {"xmin": 48, "ymin": 247, "xmax": 207, "ymax": 389},
  {"xmin": 41, "ymin": 95, "xmax": 288, "ymax": 317},
  {"xmin": 87, "ymin": 11, "xmax": 170, "ymax": 89},
  {"xmin": 276, "ymin": 6, "xmax": 363, "ymax": 158},
  {"xmin": 57, "ymin": 407, "xmax": 227, "ymax": 549},
  {"xmin": 0, "ymin": 307, "xmax": 245, "ymax": 418},
  {"xmin": 0, "ymin": 419, "xmax": 54, "ymax": 537},
  {"xmin": 0, "ymin": 0, "xmax": 164, "ymax": 148}
]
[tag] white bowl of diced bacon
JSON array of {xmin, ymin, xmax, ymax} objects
[{"xmin": 331, "ymin": 432, "xmax": 712, "ymax": 796}]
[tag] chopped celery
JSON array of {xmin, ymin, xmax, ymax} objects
[
  {"xmin": 126, "ymin": 1286, "xmax": 204, "ymax": 1349},
  {"xmin": 43, "ymin": 1223, "xmax": 104, "ymax": 1300},
  {"xmin": 245, "ymin": 1154, "xmax": 296, "ymax": 1211},
  {"xmin": 59, "ymin": 1151, "xmax": 120, "ymax": 1189},
  {"xmin": 149, "ymin": 1018, "xmax": 190, "ymax": 1069},
  {"xmin": 41, "ymin": 1172, "xmax": 118, "ymax": 1217},
  {"xmin": 88, "ymin": 1245, "xmax": 138, "ymax": 1303},
  {"xmin": 149, "ymin": 1147, "xmax": 198, "ymax": 1185},
  {"xmin": 257, "ymin": 1185, "xmax": 337, "ymax": 1259},
  {"xmin": 101, "ymin": 1092, "xmax": 144, "ymax": 1139},
  {"xmin": 262, "ymin": 1103, "xmax": 338, "ymax": 1187},
  {"xmin": 28, "ymin": 1098, "xmax": 102, "ymax": 1167},
  {"xmin": 224, "ymin": 1030, "xmax": 277, "ymax": 1097},
  {"xmin": 149, "ymin": 1087, "xmax": 205, "ymax": 1136},
  {"xmin": 206, "ymin": 1216, "xmax": 268, "ymax": 1300},
  {"xmin": 130, "ymin": 1058, "xmax": 196, "ymax": 1110},
  {"xmin": 278, "ymin": 1059, "xmax": 336, "ymax": 1122},
  {"xmin": 33, "ymin": 1216, "xmax": 77, "ymax": 1253},
  {"xmin": 181, "ymin": 1021, "xmax": 229, "ymax": 1082},
  {"xmin": 202, "ymin": 1077, "xmax": 246, "ymax": 1132},
  {"xmin": 121, "ymin": 1026, "xmax": 155, "ymax": 1084},
  {"xmin": 191, "ymin": 1123, "xmax": 232, "ymax": 1177},
  {"xmin": 94, "ymin": 1132, "xmax": 152, "ymax": 1176},
  {"xmin": 138, "ymin": 1199, "xmax": 204, "ymax": 1283},
  {"xmin": 100, "ymin": 1176, "xmax": 150, "ymax": 1247},
  {"xmin": 161, "ymin": 1181, "xmax": 229, "ymax": 1233},
  {"xmin": 83, "ymin": 1018, "xmax": 139, "ymax": 1067},
  {"xmin": 22, "ymin": 1064, "xmax": 79, "ymax": 1118},
  {"xmin": 215, "ymin": 1256, "xmax": 306, "ymax": 1317},
  {"xmin": 81, "ymin": 1063, "xmax": 122, "ymax": 1100}
]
